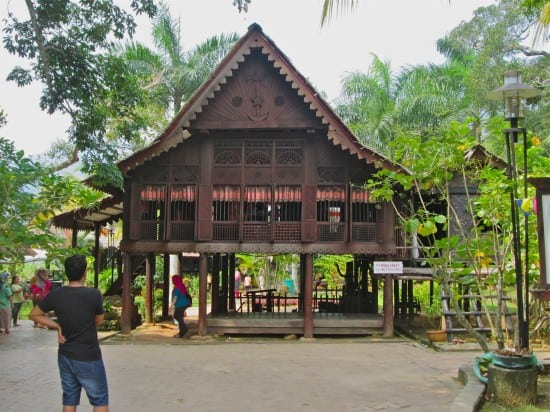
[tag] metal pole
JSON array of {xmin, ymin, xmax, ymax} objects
[
  {"xmin": 521, "ymin": 127, "xmax": 530, "ymax": 350},
  {"xmin": 506, "ymin": 120, "xmax": 528, "ymax": 349}
]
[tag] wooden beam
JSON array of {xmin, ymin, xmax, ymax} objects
[
  {"xmin": 162, "ymin": 254, "xmax": 170, "ymax": 319},
  {"xmin": 94, "ymin": 223, "xmax": 100, "ymax": 289},
  {"xmin": 145, "ymin": 252, "xmax": 154, "ymax": 324},
  {"xmin": 383, "ymin": 275, "xmax": 394, "ymax": 338},
  {"xmin": 121, "ymin": 252, "xmax": 132, "ymax": 334},
  {"xmin": 303, "ymin": 254, "xmax": 313, "ymax": 338},
  {"xmin": 198, "ymin": 252, "xmax": 208, "ymax": 336}
]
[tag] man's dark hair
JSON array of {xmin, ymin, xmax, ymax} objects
[{"xmin": 65, "ymin": 254, "xmax": 87, "ymax": 282}]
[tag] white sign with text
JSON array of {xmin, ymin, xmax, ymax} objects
[{"xmin": 373, "ymin": 261, "xmax": 403, "ymax": 274}]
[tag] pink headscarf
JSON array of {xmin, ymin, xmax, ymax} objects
[{"xmin": 172, "ymin": 275, "xmax": 187, "ymax": 295}]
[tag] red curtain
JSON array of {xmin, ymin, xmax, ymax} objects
[
  {"xmin": 274, "ymin": 186, "xmax": 302, "ymax": 202},
  {"xmin": 141, "ymin": 185, "xmax": 166, "ymax": 201},
  {"xmin": 351, "ymin": 188, "xmax": 370, "ymax": 203},
  {"xmin": 245, "ymin": 186, "xmax": 272, "ymax": 202},
  {"xmin": 316, "ymin": 186, "xmax": 345, "ymax": 202},
  {"xmin": 170, "ymin": 185, "xmax": 195, "ymax": 202},
  {"xmin": 213, "ymin": 185, "xmax": 241, "ymax": 201}
]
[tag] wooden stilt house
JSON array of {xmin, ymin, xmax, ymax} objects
[{"xmin": 53, "ymin": 23, "xmax": 410, "ymax": 337}]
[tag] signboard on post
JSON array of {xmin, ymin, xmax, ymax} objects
[{"xmin": 373, "ymin": 261, "xmax": 403, "ymax": 274}]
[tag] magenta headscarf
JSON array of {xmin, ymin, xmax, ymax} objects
[{"xmin": 172, "ymin": 275, "xmax": 187, "ymax": 295}]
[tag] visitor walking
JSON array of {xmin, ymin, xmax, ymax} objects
[
  {"xmin": 169, "ymin": 275, "xmax": 190, "ymax": 338},
  {"xmin": 29, "ymin": 254, "xmax": 109, "ymax": 412},
  {"xmin": 0, "ymin": 272, "xmax": 13, "ymax": 334},
  {"xmin": 10, "ymin": 275, "xmax": 24, "ymax": 327},
  {"xmin": 30, "ymin": 267, "xmax": 51, "ymax": 328}
]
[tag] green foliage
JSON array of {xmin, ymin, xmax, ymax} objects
[
  {"xmin": 2, "ymin": 0, "xmax": 158, "ymax": 186},
  {"xmin": 366, "ymin": 121, "xmax": 538, "ymax": 349},
  {"xmin": 0, "ymin": 138, "xmax": 103, "ymax": 265},
  {"xmin": 313, "ymin": 254, "xmax": 353, "ymax": 286}
]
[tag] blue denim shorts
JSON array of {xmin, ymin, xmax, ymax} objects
[{"xmin": 58, "ymin": 353, "xmax": 109, "ymax": 407}]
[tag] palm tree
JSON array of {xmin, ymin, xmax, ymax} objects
[
  {"xmin": 335, "ymin": 54, "xmax": 472, "ymax": 154},
  {"xmin": 320, "ymin": 0, "xmax": 359, "ymax": 26},
  {"xmin": 121, "ymin": 2, "xmax": 239, "ymax": 116},
  {"xmin": 334, "ymin": 54, "xmax": 396, "ymax": 152}
]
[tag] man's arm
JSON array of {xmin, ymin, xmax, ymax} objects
[
  {"xmin": 29, "ymin": 305, "xmax": 66, "ymax": 343},
  {"xmin": 95, "ymin": 313, "xmax": 105, "ymax": 326}
]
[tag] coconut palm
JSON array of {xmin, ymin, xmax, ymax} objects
[
  {"xmin": 320, "ymin": 0, "xmax": 360, "ymax": 26},
  {"xmin": 121, "ymin": 2, "xmax": 239, "ymax": 116},
  {"xmin": 335, "ymin": 54, "xmax": 397, "ymax": 152},
  {"xmin": 335, "ymin": 54, "xmax": 472, "ymax": 154}
]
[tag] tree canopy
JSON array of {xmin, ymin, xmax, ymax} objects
[
  {"xmin": 2, "ymin": 0, "xmax": 158, "ymax": 186},
  {"xmin": 0, "ymin": 137, "xmax": 103, "ymax": 265}
]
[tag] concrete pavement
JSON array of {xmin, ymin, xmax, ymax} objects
[{"xmin": 0, "ymin": 319, "xmax": 491, "ymax": 412}]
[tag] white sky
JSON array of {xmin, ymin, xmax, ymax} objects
[{"xmin": 0, "ymin": 0, "xmax": 497, "ymax": 156}]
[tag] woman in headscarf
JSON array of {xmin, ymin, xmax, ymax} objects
[
  {"xmin": 0, "ymin": 272, "xmax": 13, "ymax": 334},
  {"xmin": 29, "ymin": 268, "xmax": 51, "ymax": 328},
  {"xmin": 169, "ymin": 275, "xmax": 189, "ymax": 338}
]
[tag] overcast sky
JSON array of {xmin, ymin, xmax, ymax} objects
[{"xmin": 1, "ymin": 0, "xmax": 497, "ymax": 156}]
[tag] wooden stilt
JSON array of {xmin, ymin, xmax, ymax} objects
[
  {"xmin": 383, "ymin": 275, "xmax": 394, "ymax": 338},
  {"xmin": 198, "ymin": 252, "xmax": 208, "ymax": 336},
  {"xmin": 303, "ymin": 253, "xmax": 313, "ymax": 338},
  {"xmin": 121, "ymin": 252, "xmax": 132, "ymax": 334},
  {"xmin": 145, "ymin": 253, "xmax": 154, "ymax": 324}
]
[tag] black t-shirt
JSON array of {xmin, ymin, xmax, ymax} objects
[{"xmin": 39, "ymin": 286, "xmax": 104, "ymax": 361}]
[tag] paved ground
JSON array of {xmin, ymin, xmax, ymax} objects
[{"xmin": 0, "ymin": 318, "xmax": 492, "ymax": 412}]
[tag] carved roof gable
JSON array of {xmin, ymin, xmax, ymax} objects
[{"xmin": 191, "ymin": 48, "xmax": 322, "ymax": 129}]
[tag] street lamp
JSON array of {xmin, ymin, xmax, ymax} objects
[{"xmin": 487, "ymin": 70, "xmax": 541, "ymax": 349}]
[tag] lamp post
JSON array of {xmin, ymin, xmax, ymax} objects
[{"xmin": 487, "ymin": 71, "xmax": 541, "ymax": 350}]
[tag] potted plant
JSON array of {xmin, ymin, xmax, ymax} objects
[{"xmin": 424, "ymin": 301, "xmax": 446, "ymax": 343}]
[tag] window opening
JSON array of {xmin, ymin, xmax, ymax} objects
[{"xmin": 140, "ymin": 184, "xmax": 166, "ymax": 240}]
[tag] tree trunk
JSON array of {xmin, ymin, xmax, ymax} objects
[{"xmin": 486, "ymin": 364, "xmax": 537, "ymax": 407}]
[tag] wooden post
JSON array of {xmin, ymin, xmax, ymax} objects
[
  {"xmin": 94, "ymin": 224, "xmax": 100, "ymax": 289},
  {"xmin": 198, "ymin": 252, "xmax": 208, "ymax": 336},
  {"xmin": 486, "ymin": 364, "xmax": 537, "ymax": 406},
  {"xmin": 303, "ymin": 253, "xmax": 314, "ymax": 338},
  {"xmin": 229, "ymin": 254, "xmax": 236, "ymax": 311},
  {"xmin": 383, "ymin": 275, "xmax": 394, "ymax": 338},
  {"xmin": 162, "ymin": 254, "xmax": 170, "ymax": 320},
  {"xmin": 221, "ymin": 254, "xmax": 228, "ymax": 313},
  {"xmin": 145, "ymin": 253, "xmax": 154, "ymax": 324},
  {"xmin": 211, "ymin": 253, "xmax": 220, "ymax": 314},
  {"xmin": 121, "ymin": 252, "xmax": 132, "ymax": 334}
]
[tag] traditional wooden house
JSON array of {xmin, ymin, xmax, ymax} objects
[{"xmin": 53, "ymin": 23, "xmax": 412, "ymax": 337}]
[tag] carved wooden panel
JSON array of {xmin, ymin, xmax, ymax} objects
[
  {"xmin": 243, "ymin": 166, "xmax": 272, "ymax": 184},
  {"xmin": 172, "ymin": 166, "xmax": 199, "ymax": 183},
  {"xmin": 211, "ymin": 167, "xmax": 241, "ymax": 184},
  {"xmin": 191, "ymin": 48, "xmax": 322, "ymax": 129},
  {"xmin": 170, "ymin": 141, "xmax": 199, "ymax": 164},
  {"xmin": 318, "ymin": 167, "xmax": 346, "ymax": 183}
]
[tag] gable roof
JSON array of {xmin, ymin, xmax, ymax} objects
[{"xmin": 118, "ymin": 23, "xmax": 403, "ymax": 175}]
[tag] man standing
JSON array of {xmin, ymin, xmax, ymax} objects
[{"xmin": 30, "ymin": 255, "xmax": 109, "ymax": 412}]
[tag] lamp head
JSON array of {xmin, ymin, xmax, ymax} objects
[{"xmin": 486, "ymin": 71, "xmax": 541, "ymax": 120}]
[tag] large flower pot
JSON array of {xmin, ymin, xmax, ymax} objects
[{"xmin": 426, "ymin": 329, "xmax": 446, "ymax": 342}]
